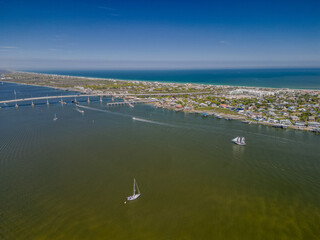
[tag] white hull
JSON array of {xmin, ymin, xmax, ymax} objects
[
  {"xmin": 127, "ymin": 193, "xmax": 141, "ymax": 201},
  {"xmin": 126, "ymin": 178, "xmax": 141, "ymax": 202},
  {"xmin": 232, "ymin": 140, "xmax": 246, "ymax": 146}
]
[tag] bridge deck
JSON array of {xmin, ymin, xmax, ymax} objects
[{"xmin": 0, "ymin": 92, "xmax": 209, "ymax": 105}]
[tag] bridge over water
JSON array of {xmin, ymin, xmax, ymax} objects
[{"xmin": 0, "ymin": 92, "xmax": 209, "ymax": 105}]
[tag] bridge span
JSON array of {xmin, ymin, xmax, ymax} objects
[{"xmin": 0, "ymin": 92, "xmax": 209, "ymax": 105}]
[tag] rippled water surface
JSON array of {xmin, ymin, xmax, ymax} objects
[{"xmin": 1, "ymin": 82, "xmax": 320, "ymax": 239}]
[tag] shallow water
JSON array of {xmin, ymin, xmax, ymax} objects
[{"xmin": 0, "ymin": 83, "xmax": 320, "ymax": 239}]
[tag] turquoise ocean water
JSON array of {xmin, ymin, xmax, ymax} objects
[{"xmin": 30, "ymin": 68, "xmax": 320, "ymax": 89}]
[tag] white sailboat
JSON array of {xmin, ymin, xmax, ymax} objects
[
  {"xmin": 125, "ymin": 178, "xmax": 141, "ymax": 203},
  {"xmin": 53, "ymin": 114, "xmax": 58, "ymax": 121},
  {"xmin": 232, "ymin": 136, "xmax": 246, "ymax": 146}
]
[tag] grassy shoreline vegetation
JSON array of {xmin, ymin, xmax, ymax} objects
[{"xmin": 1, "ymin": 71, "xmax": 320, "ymax": 133}]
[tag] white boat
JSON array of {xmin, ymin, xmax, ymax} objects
[
  {"xmin": 73, "ymin": 97, "xmax": 79, "ymax": 104},
  {"xmin": 232, "ymin": 136, "xmax": 246, "ymax": 146},
  {"xmin": 59, "ymin": 99, "xmax": 66, "ymax": 105},
  {"xmin": 128, "ymin": 103, "xmax": 134, "ymax": 108},
  {"xmin": 53, "ymin": 114, "xmax": 58, "ymax": 121},
  {"xmin": 76, "ymin": 107, "xmax": 84, "ymax": 114},
  {"xmin": 126, "ymin": 178, "xmax": 141, "ymax": 202}
]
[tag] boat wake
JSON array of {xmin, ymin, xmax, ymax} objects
[
  {"xmin": 77, "ymin": 104, "xmax": 129, "ymax": 117},
  {"xmin": 75, "ymin": 107, "xmax": 84, "ymax": 114},
  {"xmin": 132, "ymin": 117, "xmax": 178, "ymax": 128},
  {"xmin": 77, "ymin": 105, "xmax": 179, "ymax": 128}
]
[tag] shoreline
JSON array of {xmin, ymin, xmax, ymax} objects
[
  {"xmin": 19, "ymin": 70, "xmax": 320, "ymax": 91},
  {"xmin": 2, "ymin": 80, "xmax": 317, "ymax": 134},
  {"xmin": 1, "ymin": 71, "xmax": 319, "ymax": 134}
]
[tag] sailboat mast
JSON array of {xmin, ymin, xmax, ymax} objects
[
  {"xmin": 133, "ymin": 178, "xmax": 136, "ymax": 195},
  {"xmin": 136, "ymin": 181, "xmax": 140, "ymax": 194}
]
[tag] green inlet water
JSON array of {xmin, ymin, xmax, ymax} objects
[{"xmin": 0, "ymin": 99, "xmax": 320, "ymax": 239}]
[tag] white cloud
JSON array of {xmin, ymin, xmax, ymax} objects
[
  {"xmin": 96, "ymin": 6, "xmax": 116, "ymax": 11},
  {"xmin": 96, "ymin": 6, "xmax": 119, "ymax": 16}
]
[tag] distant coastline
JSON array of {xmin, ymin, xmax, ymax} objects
[{"xmin": 21, "ymin": 68, "xmax": 320, "ymax": 90}]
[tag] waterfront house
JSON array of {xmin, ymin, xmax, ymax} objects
[
  {"xmin": 280, "ymin": 119, "xmax": 292, "ymax": 125},
  {"xmin": 295, "ymin": 122, "xmax": 306, "ymax": 127},
  {"xmin": 308, "ymin": 116, "xmax": 315, "ymax": 121},
  {"xmin": 308, "ymin": 122, "xmax": 320, "ymax": 128},
  {"xmin": 290, "ymin": 116, "xmax": 299, "ymax": 121},
  {"xmin": 199, "ymin": 103, "xmax": 208, "ymax": 107}
]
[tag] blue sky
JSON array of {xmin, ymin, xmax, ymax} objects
[{"xmin": 0, "ymin": 0, "xmax": 319, "ymax": 69}]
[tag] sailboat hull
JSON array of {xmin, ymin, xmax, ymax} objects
[
  {"xmin": 232, "ymin": 140, "xmax": 246, "ymax": 146},
  {"xmin": 127, "ymin": 194, "xmax": 141, "ymax": 201}
]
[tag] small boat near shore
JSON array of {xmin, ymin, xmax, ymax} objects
[
  {"xmin": 72, "ymin": 97, "xmax": 79, "ymax": 104},
  {"xmin": 232, "ymin": 136, "xmax": 246, "ymax": 146}
]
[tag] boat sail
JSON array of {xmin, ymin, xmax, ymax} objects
[
  {"xmin": 53, "ymin": 114, "xmax": 58, "ymax": 121},
  {"xmin": 126, "ymin": 178, "xmax": 141, "ymax": 202},
  {"xmin": 232, "ymin": 136, "xmax": 246, "ymax": 146}
]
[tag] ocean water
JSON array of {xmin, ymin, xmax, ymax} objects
[
  {"xmin": 0, "ymin": 83, "xmax": 320, "ymax": 239},
  {"xmin": 31, "ymin": 68, "xmax": 320, "ymax": 90}
]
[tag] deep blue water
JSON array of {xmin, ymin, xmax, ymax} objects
[{"xmin": 29, "ymin": 68, "xmax": 320, "ymax": 90}]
